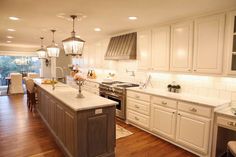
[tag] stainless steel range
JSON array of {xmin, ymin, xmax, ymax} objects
[{"xmin": 99, "ymin": 81, "xmax": 139, "ymax": 120}]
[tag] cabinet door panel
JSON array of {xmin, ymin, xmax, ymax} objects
[
  {"xmin": 49, "ymin": 99, "xmax": 56, "ymax": 131},
  {"xmin": 137, "ymin": 30, "xmax": 152, "ymax": 70},
  {"xmin": 176, "ymin": 112, "xmax": 210, "ymax": 154},
  {"xmin": 151, "ymin": 105, "xmax": 176, "ymax": 140},
  {"xmin": 170, "ymin": 21, "xmax": 193, "ymax": 72},
  {"xmin": 193, "ymin": 14, "xmax": 225, "ymax": 74},
  {"xmin": 152, "ymin": 26, "xmax": 170, "ymax": 71},
  {"xmin": 55, "ymin": 103, "xmax": 65, "ymax": 143},
  {"xmin": 65, "ymin": 111, "xmax": 75, "ymax": 155}
]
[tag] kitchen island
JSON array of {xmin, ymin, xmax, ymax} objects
[{"xmin": 34, "ymin": 79, "xmax": 117, "ymax": 157}]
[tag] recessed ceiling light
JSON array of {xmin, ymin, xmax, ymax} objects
[
  {"xmin": 94, "ymin": 28, "xmax": 101, "ymax": 32},
  {"xmin": 7, "ymin": 28, "xmax": 16, "ymax": 32},
  {"xmin": 128, "ymin": 16, "xmax": 138, "ymax": 20},
  {"xmin": 9, "ymin": 16, "xmax": 20, "ymax": 20},
  {"xmin": 6, "ymin": 36, "xmax": 14, "ymax": 39},
  {"xmin": 6, "ymin": 41, "xmax": 12, "ymax": 43}
]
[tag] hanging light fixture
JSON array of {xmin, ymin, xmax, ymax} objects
[
  {"xmin": 47, "ymin": 29, "xmax": 60, "ymax": 58},
  {"xmin": 36, "ymin": 37, "xmax": 47, "ymax": 59},
  {"xmin": 62, "ymin": 15, "xmax": 85, "ymax": 56}
]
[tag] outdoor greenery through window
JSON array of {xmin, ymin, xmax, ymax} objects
[{"xmin": 0, "ymin": 56, "xmax": 40, "ymax": 86}]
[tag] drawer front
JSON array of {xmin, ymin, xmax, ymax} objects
[
  {"xmin": 217, "ymin": 116, "xmax": 236, "ymax": 131},
  {"xmin": 178, "ymin": 101, "xmax": 212, "ymax": 118},
  {"xmin": 151, "ymin": 96, "xmax": 177, "ymax": 109},
  {"xmin": 127, "ymin": 110, "xmax": 150, "ymax": 129},
  {"xmin": 127, "ymin": 91, "xmax": 150, "ymax": 102},
  {"xmin": 127, "ymin": 98, "xmax": 150, "ymax": 115}
]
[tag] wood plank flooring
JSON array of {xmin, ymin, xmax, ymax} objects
[{"xmin": 0, "ymin": 94, "xmax": 197, "ymax": 157}]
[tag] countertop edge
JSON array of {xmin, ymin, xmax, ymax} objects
[{"xmin": 127, "ymin": 87, "xmax": 231, "ymax": 108}]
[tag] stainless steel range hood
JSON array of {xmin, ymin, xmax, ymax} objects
[{"xmin": 105, "ymin": 32, "xmax": 137, "ymax": 60}]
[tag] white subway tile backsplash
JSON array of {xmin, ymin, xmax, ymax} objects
[
  {"xmin": 219, "ymin": 90, "xmax": 231, "ymax": 100},
  {"xmin": 95, "ymin": 60, "xmax": 236, "ymax": 102}
]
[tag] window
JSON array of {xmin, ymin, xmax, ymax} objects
[{"xmin": 0, "ymin": 56, "xmax": 40, "ymax": 85}]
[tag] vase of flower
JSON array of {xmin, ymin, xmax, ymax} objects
[{"xmin": 74, "ymin": 73, "xmax": 86, "ymax": 98}]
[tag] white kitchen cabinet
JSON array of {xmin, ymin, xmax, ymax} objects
[
  {"xmin": 82, "ymin": 80, "xmax": 100, "ymax": 95},
  {"xmin": 227, "ymin": 10, "xmax": 236, "ymax": 74},
  {"xmin": 137, "ymin": 30, "xmax": 152, "ymax": 70},
  {"xmin": 152, "ymin": 26, "xmax": 170, "ymax": 71},
  {"xmin": 151, "ymin": 104, "xmax": 176, "ymax": 140},
  {"xmin": 170, "ymin": 21, "xmax": 193, "ymax": 72},
  {"xmin": 95, "ymin": 42, "xmax": 103, "ymax": 68},
  {"xmin": 176, "ymin": 111, "xmax": 210, "ymax": 154},
  {"xmin": 127, "ymin": 91, "xmax": 151, "ymax": 129},
  {"xmin": 193, "ymin": 14, "xmax": 225, "ymax": 74},
  {"xmin": 88, "ymin": 44, "xmax": 96, "ymax": 68}
]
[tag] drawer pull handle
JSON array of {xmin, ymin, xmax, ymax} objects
[
  {"xmin": 227, "ymin": 122, "xmax": 236, "ymax": 127},
  {"xmin": 172, "ymin": 112, "xmax": 175, "ymax": 114},
  {"xmin": 190, "ymin": 108, "xmax": 197, "ymax": 112},
  {"xmin": 135, "ymin": 117, "xmax": 139, "ymax": 121},
  {"xmin": 135, "ymin": 95, "xmax": 140, "ymax": 99},
  {"xmin": 161, "ymin": 101, "xmax": 167, "ymax": 105},
  {"xmin": 135, "ymin": 105, "xmax": 140, "ymax": 109}
]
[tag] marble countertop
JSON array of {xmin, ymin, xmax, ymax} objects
[
  {"xmin": 34, "ymin": 79, "xmax": 117, "ymax": 111},
  {"xmin": 127, "ymin": 87, "xmax": 231, "ymax": 108},
  {"xmin": 215, "ymin": 107, "xmax": 236, "ymax": 118}
]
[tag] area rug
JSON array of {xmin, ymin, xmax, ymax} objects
[{"xmin": 116, "ymin": 124, "xmax": 133, "ymax": 139}]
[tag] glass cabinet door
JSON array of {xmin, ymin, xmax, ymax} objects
[{"xmin": 230, "ymin": 12, "xmax": 236, "ymax": 72}]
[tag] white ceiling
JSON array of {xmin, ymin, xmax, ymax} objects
[{"xmin": 0, "ymin": 0, "xmax": 236, "ymax": 52}]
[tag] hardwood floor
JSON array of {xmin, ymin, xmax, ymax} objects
[
  {"xmin": 0, "ymin": 94, "xmax": 63, "ymax": 157},
  {"xmin": 0, "ymin": 95, "xmax": 197, "ymax": 157},
  {"xmin": 116, "ymin": 120, "xmax": 197, "ymax": 157}
]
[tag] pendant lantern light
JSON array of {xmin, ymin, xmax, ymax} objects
[
  {"xmin": 47, "ymin": 29, "xmax": 60, "ymax": 58},
  {"xmin": 36, "ymin": 37, "xmax": 47, "ymax": 59},
  {"xmin": 62, "ymin": 15, "xmax": 85, "ymax": 56}
]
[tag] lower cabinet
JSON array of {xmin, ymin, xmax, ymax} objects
[
  {"xmin": 127, "ymin": 90, "xmax": 214, "ymax": 157},
  {"xmin": 176, "ymin": 111, "xmax": 210, "ymax": 154},
  {"xmin": 151, "ymin": 105, "xmax": 176, "ymax": 140}
]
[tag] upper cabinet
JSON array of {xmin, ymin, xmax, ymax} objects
[
  {"xmin": 137, "ymin": 30, "xmax": 152, "ymax": 70},
  {"xmin": 137, "ymin": 27, "xmax": 170, "ymax": 71},
  {"xmin": 193, "ymin": 14, "xmax": 225, "ymax": 74},
  {"xmin": 152, "ymin": 26, "xmax": 170, "ymax": 71},
  {"xmin": 170, "ymin": 14, "xmax": 225, "ymax": 74},
  {"xmin": 170, "ymin": 21, "xmax": 193, "ymax": 72},
  {"xmin": 227, "ymin": 11, "xmax": 236, "ymax": 74}
]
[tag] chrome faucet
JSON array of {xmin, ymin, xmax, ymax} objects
[{"xmin": 139, "ymin": 74, "xmax": 152, "ymax": 89}]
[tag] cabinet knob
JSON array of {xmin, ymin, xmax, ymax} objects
[
  {"xmin": 161, "ymin": 101, "xmax": 167, "ymax": 105},
  {"xmin": 190, "ymin": 108, "xmax": 197, "ymax": 112},
  {"xmin": 193, "ymin": 69, "xmax": 197, "ymax": 72},
  {"xmin": 172, "ymin": 112, "xmax": 175, "ymax": 114},
  {"xmin": 227, "ymin": 122, "xmax": 236, "ymax": 127},
  {"xmin": 135, "ymin": 105, "xmax": 140, "ymax": 109},
  {"xmin": 135, "ymin": 117, "xmax": 139, "ymax": 121},
  {"xmin": 188, "ymin": 69, "xmax": 191, "ymax": 72},
  {"xmin": 135, "ymin": 95, "xmax": 140, "ymax": 99}
]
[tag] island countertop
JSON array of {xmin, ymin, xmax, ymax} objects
[{"xmin": 34, "ymin": 79, "xmax": 117, "ymax": 111}]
